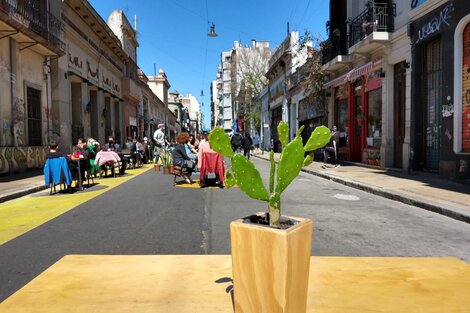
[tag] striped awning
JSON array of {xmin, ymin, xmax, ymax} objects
[{"xmin": 323, "ymin": 57, "xmax": 383, "ymax": 89}]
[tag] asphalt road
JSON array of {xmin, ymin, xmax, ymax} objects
[{"xmin": 1, "ymin": 157, "xmax": 469, "ymax": 301}]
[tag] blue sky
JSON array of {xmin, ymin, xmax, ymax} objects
[{"xmin": 89, "ymin": 0, "xmax": 329, "ymax": 128}]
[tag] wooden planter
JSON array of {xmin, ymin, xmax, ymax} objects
[
  {"xmin": 230, "ymin": 213, "xmax": 312, "ymax": 313},
  {"xmin": 154, "ymin": 164, "xmax": 161, "ymax": 172},
  {"xmin": 163, "ymin": 167, "xmax": 170, "ymax": 175}
]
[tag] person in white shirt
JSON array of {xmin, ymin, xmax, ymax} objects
[{"xmin": 153, "ymin": 124, "xmax": 166, "ymax": 163}]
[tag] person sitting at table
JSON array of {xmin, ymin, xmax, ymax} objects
[
  {"xmin": 94, "ymin": 145, "xmax": 122, "ymax": 177},
  {"xmin": 44, "ymin": 141, "xmax": 74, "ymax": 190},
  {"xmin": 71, "ymin": 138, "xmax": 89, "ymax": 181},
  {"xmin": 173, "ymin": 132, "xmax": 196, "ymax": 184},
  {"xmin": 105, "ymin": 136, "xmax": 127, "ymax": 175},
  {"xmin": 105, "ymin": 136, "xmax": 121, "ymax": 152},
  {"xmin": 86, "ymin": 138, "xmax": 101, "ymax": 177}
]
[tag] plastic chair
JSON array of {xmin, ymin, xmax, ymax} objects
[
  {"xmin": 199, "ymin": 152, "xmax": 225, "ymax": 187},
  {"xmin": 44, "ymin": 157, "xmax": 73, "ymax": 194}
]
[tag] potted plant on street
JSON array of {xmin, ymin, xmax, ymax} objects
[
  {"xmin": 209, "ymin": 121, "xmax": 330, "ymax": 313},
  {"xmin": 159, "ymin": 149, "xmax": 173, "ymax": 175}
]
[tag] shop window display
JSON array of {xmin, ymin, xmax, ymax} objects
[{"xmin": 367, "ymin": 88, "xmax": 382, "ymax": 148}]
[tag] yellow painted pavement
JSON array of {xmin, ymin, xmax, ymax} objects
[
  {"xmin": 0, "ymin": 255, "xmax": 469, "ymax": 312},
  {"xmin": 0, "ymin": 165, "xmax": 152, "ymax": 245}
]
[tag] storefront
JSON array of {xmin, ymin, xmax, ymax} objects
[
  {"xmin": 410, "ymin": 0, "xmax": 470, "ymax": 180},
  {"xmin": 326, "ymin": 58, "xmax": 383, "ymax": 166},
  {"xmin": 298, "ymin": 97, "xmax": 325, "ymax": 146}
]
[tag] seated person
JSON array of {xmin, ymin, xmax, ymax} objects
[
  {"xmin": 71, "ymin": 138, "xmax": 89, "ymax": 180},
  {"xmin": 94, "ymin": 146, "xmax": 122, "ymax": 176},
  {"xmin": 45, "ymin": 141, "xmax": 74, "ymax": 186},
  {"xmin": 87, "ymin": 138, "xmax": 101, "ymax": 176},
  {"xmin": 197, "ymin": 133, "xmax": 215, "ymax": 169},
  {"xmin": 130, "ymin": 137, "xmax": 143, "ymax": 167},
  {"xmin": 184, "ymin": 136, "xmax": 198, "ymax": 163},
  {"xmin": 106, "ymin": 136, "xmax": 127, "ymax": 175},
  {"xmin": 173, "ymin": 132, "xmax": 195, "ymax": 184},
  {"xmin": 323, "ymin": 126, "xmax": 340, "ymax": 168}
]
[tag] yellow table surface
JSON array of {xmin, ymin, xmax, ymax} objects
[{"xmin": 1, "ymin": 255, "xmax": 469, "ymax": 313}]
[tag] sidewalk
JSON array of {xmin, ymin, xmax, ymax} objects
[
  {"xmin": 1, "ymin": 157, "xmax": 469, "ymax": 223},
  {"xmin": 253, "ymin": 152, "xmax": 470, "ymax": 224},
  {"xmin": 0, "ymin": 170, "xmax": 46, "ymax": 204}
]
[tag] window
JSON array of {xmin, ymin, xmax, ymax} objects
[
  {"xmin": 366, "ymin": 88, "xmax": 382, "ymax": 148},
  {"xmin": 27, "ymin": 87, "xmax": 42, "ymax": 146}
]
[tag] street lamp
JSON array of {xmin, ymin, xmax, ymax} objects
[{"xmin": 208, "ymin": 22, "xmax": 218, "ymax": 37}]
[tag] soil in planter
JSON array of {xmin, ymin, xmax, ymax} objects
[{"xmin": 242, "ymin": 213, "xmax": 299, "ymax": 230}]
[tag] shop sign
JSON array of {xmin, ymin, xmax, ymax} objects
[
  {"xmin": 129, "ymin": 116, "xmax": 137, "ymax": 126},
  {"xmin": 415, "ymin": 3, "xmax": 454, "ymax": 44},
  {"xmin": 365, "ymin": 70, "xmax": 383, "ymax": 92}
]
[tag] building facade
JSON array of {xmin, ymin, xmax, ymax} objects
[
  {"xmin": 107, "ymin": 10, "xmax": 140, "ymax": 143},
  {"xmin": 322, "ymin": 0, "xmax": 408, "ymax": 169},
  {"xmin": 266, "ymin": 32, "xmax": 309, "ymax": 151},
  {"xmin": 57, "ymin": 1, "xmax": 126, "ymax": 149},
  {"xmin": 409, "ymin": 0, "xmax": 470, "ymax": 181},
  {"xmin": 0, "ymin": 0, "xmax": 65, "ymax": 173}
]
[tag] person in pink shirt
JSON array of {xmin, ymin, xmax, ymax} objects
[
  {"xmin": 197, "ymin": 133, "xmax": 214, "ymax": 169},
  {"xmin": 94, "ymin": 146, "xmax": 121, "ymax": 167}
]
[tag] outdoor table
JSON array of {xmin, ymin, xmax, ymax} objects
[
  {"xmin": 0, "ymin": 255, "xmax": 468, "ymax": 312},
  {"xmin": 70, "ymin": 156, "xmax": 87, "ymax": 190}
]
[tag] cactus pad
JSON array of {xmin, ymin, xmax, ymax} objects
[
  {"xmin": 276, "ymin": 136, "xmax": 304, "ymax": 194},
  {"xmin": 303, "ymin": 154, "xmax": 313, "ymax": 167},
  {"xmin": 208, "ymin": 127, "xmax": 234, "ymax": 158},
  {"xmin": 231, "ymin": 154, "xmax": 269, "ymax": 201},
  {"xmin": 304, "ymin": 126, "xmax": 331, "ymax": 152},
  {"xmin": 277, "ymin": 121, "xmax": 289, "ymax": 149},
  {"xmin": 224, "ymin": 170, "xmax": 237, "ymax": 188}
]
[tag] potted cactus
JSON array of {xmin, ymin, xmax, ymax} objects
[{"xmin": 209, "ymin": 121, "xmax": 330, "ymax": 313}]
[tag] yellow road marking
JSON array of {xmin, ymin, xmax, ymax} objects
[{"xmin": 0, "ymin": 165, "xmax": 152, "ymax": 245}]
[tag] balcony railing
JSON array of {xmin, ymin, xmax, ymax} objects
[
  {"xmin": 0, "ymin": 0, "xmax": 65, "ymax": 53},
  {"xmin": 348, "ymin": 2, "xmax": 395, "ymax": 48},
  {"xmin": 321, "ymin": 39, "xmax": 339, "ymax": 65}
]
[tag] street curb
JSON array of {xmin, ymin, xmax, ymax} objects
[
  {"xmin": 254, "ymin": 155, "xmax": 470, "ymax": 224},
  {"xmin": 0, "ymin": 185, "xmax": 46, "ymax": 204}
]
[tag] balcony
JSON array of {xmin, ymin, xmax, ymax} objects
[
  {"xmin": 122, "ymin": 77, "xmax": 141, "ymax": 102},
  {"xmin": 0, "ymin": 0, "xmax": 65, "ymax": 56},
  {"xmin": 348, "ymin": 2, "xmax": 395, "ymax": 54},
  {"xmin": 321, "ymin": 39, "xmax": 353, "ymax": 73}
]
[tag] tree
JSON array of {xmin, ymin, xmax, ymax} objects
[
  {"xmin": 233, "ymin": 44, "xmax": 271, "ymax": 134},
  {"xmin": 297, "ymin": 31, "xmax": 328, "ymax": 125}
]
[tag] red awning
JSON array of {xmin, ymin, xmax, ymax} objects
[{"xmin": 323, "ymin": 57, "xmax": 383, "ymax": 89}]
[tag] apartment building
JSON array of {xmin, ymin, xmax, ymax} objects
[
  {"xmin": 322, "ymin": 0, "xmax": 408, "ymax": 169},
  {"xmin": 322, "ymin": 0, "xmax": 469, "ymax": 182},
  {"xmin": 0, "ymin": 0, "xmax": 65, "ymax": 173}
]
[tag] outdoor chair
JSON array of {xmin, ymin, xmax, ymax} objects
[{"xmin": 44, "ymin": 157, "xmax": 73, "ymax": 194}]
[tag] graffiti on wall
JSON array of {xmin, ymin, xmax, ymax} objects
[
  {"xmin": 12, "ymin": 97, "xmax": 26, "ymax": 147},
  {"xmin": 442, "ymin": 96, "xmax": 454, "ymax": 117},
  {"xmin": 459, "ymin": 160, "xmax": 468, "ymax": 173},
  {"xmin": 445, "ymin": 128, "xmax": 452, "ymax": 141},
  {"xmin": 416, "ymin": 3, "xmax": 454, "ymax": 44},
  {"xmin": 0, "ymin": 146, "xmax": 47, "ymax": 174}
]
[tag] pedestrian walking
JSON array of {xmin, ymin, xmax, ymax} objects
[
  {"xmin": 252, "ymin": 131, "xmax": 260, "ymax": 154},
  {"xmin": 242, "ymin": 132, "xmax": 253, "ymax": 160}
]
